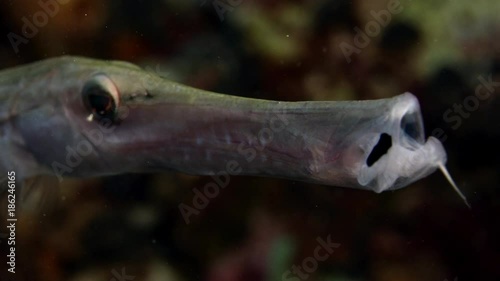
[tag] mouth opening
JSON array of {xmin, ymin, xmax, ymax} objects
[
  {"xmin": 366, "ymin": 133, "xmax": 392, "ymax": 167},
  {"xmin": 400, "ymin": 110, "xmax": 424, "ymax": 144}
]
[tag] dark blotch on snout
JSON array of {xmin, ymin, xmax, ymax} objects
[{"xmin": 366, "ymin": 133, "xmax": 392, "ymax": 167}]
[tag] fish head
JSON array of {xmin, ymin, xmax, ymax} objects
[
  {"xmin": 352, "ymin": 93, "xmax": 447, "ymax": 193},
  {"xmin": 16, "ymin": 56, "xmax": 180, "ymax": 178}
]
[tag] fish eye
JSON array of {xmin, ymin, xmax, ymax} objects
[{"xmin": 82, "ymin": 74, "xmax": 120, "ymax": 122}]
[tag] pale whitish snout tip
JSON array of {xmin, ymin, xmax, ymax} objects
[
  {"xmin": 425, "ymin": 137, "xmax": 470, "ymax": 208},
  {"xmin": 437, "ymin": 162, "xmax": 471, "ymax": 209}
]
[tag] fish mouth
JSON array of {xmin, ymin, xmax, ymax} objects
[
  {"xmin": 356, "ymin": 93, "xmax": 446, "ymax": 192},
  {"xmin": 364, "ymin": 97, "xmax": 425, "ymax": 168}
]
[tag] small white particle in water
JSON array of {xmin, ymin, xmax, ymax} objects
[
  {"xmin": 84, "ymin": 13, "xmax": 87, "ymax": 17},
  {"xmin": 286, "ymin": 34, "xmax": 290, "ymax": 38}
]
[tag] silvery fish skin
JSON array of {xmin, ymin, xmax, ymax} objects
[{"xmin": 0, "ymin": 56, "xmax": 446, "ymax": 193}]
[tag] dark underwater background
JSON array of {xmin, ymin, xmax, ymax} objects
[{"xmin": 0, "ymin": 0, "xmax": 499, "ymax": 280}]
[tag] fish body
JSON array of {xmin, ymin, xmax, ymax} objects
[{"xmin": 0, "ymin": 56, "xmax": 457, "ymax": 197}]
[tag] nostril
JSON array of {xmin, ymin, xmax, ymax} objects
[{"xmin": 367, "ymin": 133, "xmax": 392, "ymax": 167}]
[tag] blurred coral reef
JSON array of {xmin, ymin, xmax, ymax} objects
[{"xmin": 0, "ymin": 0, "xmax": 499, "ymax": 280}]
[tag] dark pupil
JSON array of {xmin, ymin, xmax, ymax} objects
[
  {"xmin": 89, "ymin": 93, "xmax": 112, "ymax": 115},
  {"xmin": 83, "ymin": 85, "xmax": 116, "ymax": 120}
]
